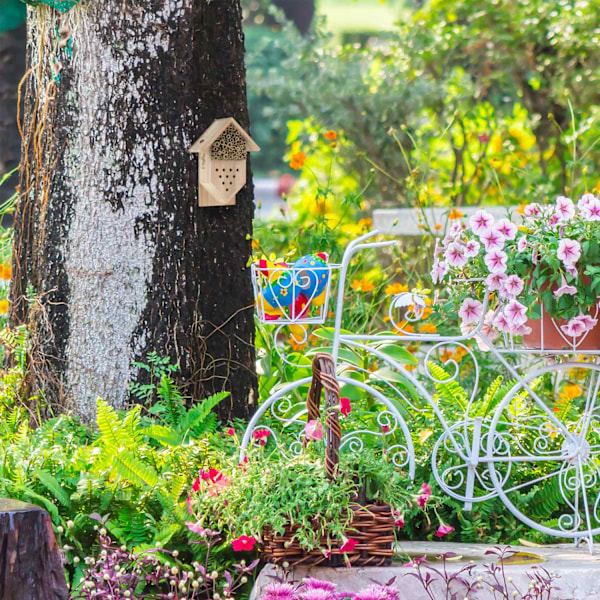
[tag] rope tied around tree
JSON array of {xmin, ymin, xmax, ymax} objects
[{"xmin": 305, "ymin": 352, "xmax": 341, "ymax": 480}]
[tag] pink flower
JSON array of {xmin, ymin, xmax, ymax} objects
[
  {"xmin": 523, "ymin": 203, "xmax": 542, "ymax": 218},
  {"xmin": 480, "ymin": 227, "xmax": 505, "ymax": 251},
  {"xmin": 430, "ymin": 260, "xmax": 449, "ymax": 284},
  {"xmin": 494, "ymin": 218, "xmax": 517, "ymax": 240},
  {"xmin": 339, "ymin": 538, "xmax": 358, "ymax": 553},
  {"xmin": 555, "ymin": 196, "xmax": 575, "ymax": 221},
  {"xmin": 579, "ymin": 194, "xmax": 600, "ymax": 221},
  {"xmin": 464, "ymin": 239, "xmax": 480, "ymax": 258},
  {"xmin": 304, "ymin": 419, "xmax": 324, "ymax": 441},
  {"xmin": 253, "ymin": 429, "xmax": 271, "ymax": 446},
  {"xmin": 504, "ymin": 299, "xmax": 528, "ymax": 328},
  {"xmin": 186, "ymin": 521, "xmax": 206, "ymax": 536},
  {"xmin": 192, "ymin": 477, "xmax": 201, "ymax": 492},
  {"xmin": 458, "ymin": 298, "xmax": 483, "ymax": 326},
  {"xmin": 469, "ymin": 209, "xmax": 495, "ymax": 235},
  {"xmin": 232, "ymin": 535, "xmax": 257, "ymax": 552},
  {"xmin": 486, "ymin": 272, "xmax": 506, "ymax": 292},
  {"xmin": 435, "ymin": 524, "xmax": 455, "ymax": 538},
  {"xmin": 484, "ymin": 249, "xmax": 508, "ymax": 274},
  {"xmin": 557, "ymin": 239, "xmax": 581, "ymax": 266},
  {"xmin": 517, "ymin": 236, "xmax": 528, "ymax": 252},
  {"xmin": 303, "ymin": 579, "xmax": 338, "ymax": 593},
  {"xmin": 444, "ymin": 243, "xmax": 467, "ymax": 268},
  {"xmin": 493, "ymin": 311, "xmax": 511, "ymax": 333},
  {"xmin": 226, "ymin": 427, "xmax": 236, "ymax": 436},
  {"xmin": 561, "ymin": 314, "xmax": 598, "ymax": 338},
  {"xmin": 186, "ymin": 494, "xmax": 193, "ymax": 514},
  {"xmin": 381, "ymin": 424, "xmax": 390, "ymax": 433},
  {"xmin": 553, "ymin": 274, "xmax": 577, "ymax": 298},
  {"xmin": 394, "ymin": 512, "xmax": 405, "ymax": 529},
  {"xmin": 340, "ymin": 397, "xmax": 351, "ymax": 417},
  {"xmin": 417, "ymin": 482, "xmax": 432, "ymax": 508},
  {"xmin": 502, "ymin": 275, "xmax": 524, "ymax": 298}
]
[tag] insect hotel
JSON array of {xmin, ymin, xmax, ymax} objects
[{"xmin": 189, "ymin": 117, "xmax": 260, "ymax": 207}]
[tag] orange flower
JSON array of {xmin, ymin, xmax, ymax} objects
[
  {"xmin": 289, "ymin": 151, "xmax": 307, "ymax": 170},
  {"xmin": 385, "ymin": 283, "xmax": 408, "ymax": 295},
  {"xmin": 324, "ymin": 130, "xmax": 337, "ymax": 141},
  {"xmin": 251, "ymin": 238, "xmax": 259, "ymax": 250},
  {"xmin": 0, "ymin": 299, "xmax": 9, "ymax": 314},
  {"xmin": 434, "ymin": 223, "xmax": 442, "ymax": 230},
  {"xmin": 516, "ymin": 204, "xmax": 528, "ymax": 215},
  {"xmin": 448, "ymin": 208, "xmax": 464, "ymax": 220},
  {"xmin": 419, "ymin": 323, "xmax": 437, "ymax": 334},
  {"xmin": 394, "ymin": 322, "xmax": 415, "ymax": 335},
  {"xmin": 351, "ymin": 278, "xmax": 375, "ymax": 293}
]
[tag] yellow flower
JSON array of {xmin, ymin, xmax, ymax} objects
[
  {"xmin": 385, "ymin": 283, "xmax": 408, "ymax": 295},
  {"xmin": 324, "ymin": 130, "xmax": 337, "ymax": 141},
  {"xmin": 0, "ymin": 299, "xmax": 9, "ymax": 314},
  {"xmin": 448, "ymin": 208, "xmax": 464, "ymax": 220},
  {"xmin": 351, "ymin": 278, "xmax": 375, "ymax": 293},
  {"xmin": 419, "ymin": 323, "xmax": 437, "ymax": 334},
  {"xmin": 289, "ymin": 151, "xmax": 307, "ymax": 170},
  {"xmin": 358, "ymin": 218, "xmax": 372, "ymax": 231},
  {"xmin": 563, "ymin": 383, "xmax": 583, "ymax": 400}
]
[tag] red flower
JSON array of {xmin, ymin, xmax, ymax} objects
[
  {"xmin": 232, "ymin": 535, "xmax": 257, "ymax": 552},
  {"xmin": 253, "ymin": 429, "xmax": 271, "ymax": 446},
  {"xmin": 340, "ymin": 397, "xmax": 351, "ymax": 417},
  {"xmin": 381, "ymin": 424, "xmax": 390, "ymax": 433},
  {"xmin": 339, "ymin": 538, "xmax": 358, "ymax": 553},
  {"xmin": 435, "ymin": 524, "xmax": 454, "ymax": 538},
  {"xmin": 226, "ymin": 427, "xmax": 236, "ymax": 436},
  {"xmin": 197, "ymin": 468, "xmax": 230, "ymax": 496},
  {"xmin": 192, "ymin": 477, "xmax": 201, "ymax": 492}
]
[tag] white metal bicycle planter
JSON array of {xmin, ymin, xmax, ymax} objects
[{"xmin": 243, "ymin": 230, "xmax": 600, "ymax": 552}]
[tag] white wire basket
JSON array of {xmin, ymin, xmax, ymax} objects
[{"xmin": 251, "ymin": 260, "xmax": 334, "ymax": 325}]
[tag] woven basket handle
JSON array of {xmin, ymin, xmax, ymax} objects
[{"xmin": 306, "ymin": 353, "xmax": 341, "ymax": 480}]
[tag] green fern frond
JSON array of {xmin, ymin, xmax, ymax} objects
[
  {"xmin": 96, "ymin": 399, "xmax": 124, "ymax": 451},
  {"xmin": 143, "ymin": 425, "xmax": 181, "ymax": 447},
  {"xmin": 112, "ymin": 450, "xmax": 159, "ymax": 488},
  {"xmin": 428, "ymin": 362, "xmax": 468, "ymax": 411},
  {"xmin": 33, "ymin": 469, "xmax": 72, "ymax": 509}
]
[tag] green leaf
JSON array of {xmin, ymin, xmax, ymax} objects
[{"xmin": 375, "ymin": 344, "xmax": 419, "ymax": 366}]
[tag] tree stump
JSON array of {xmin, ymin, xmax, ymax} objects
[{"xmin": 0, "ymin": 499, "xmax": 68, "ymax": 600}]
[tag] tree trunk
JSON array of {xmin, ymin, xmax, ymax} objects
[
  {"xmin": 10, "ymin": 1, "xmax": 257, "ymax": 421},
  {"xmin": 0, "ymin": 498, "xmax": 68, "ymax": 600},
  {"xmin": 0, "ymin": 21, "xmax": 26, "ymax": 214}
]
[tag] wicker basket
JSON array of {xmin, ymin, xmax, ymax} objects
[{"xmin": 260, "ymin": 353, "xmax": 395, "ymax": 567}]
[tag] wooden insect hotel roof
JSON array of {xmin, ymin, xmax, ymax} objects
[{"xmin": 188, "ymin": 118, "xmax": 259, "ymax": 155}]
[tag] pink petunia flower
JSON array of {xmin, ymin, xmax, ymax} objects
[
  {"xmin": 480, "ymin": 227, "xmax": 505, "ymax": 251},
  {"xmin": 504, "ymin": 299, "xmax": 528, "ymax": 328},
  {"xmin": 226, "ymin": 427, "xmax": 236, "ymax": 436},
  {"xmin": 434, "ymin": 524, "xmax": 455, "ymax": 538},
  {"xmin": 561, "ymin": 314, "xmax": 598, "ymax": 338},
  {"xmin": 417, "ymin": 482, "xmax": 432, "ymax": 508},
  {"xmin": 555, "ymin": 196, "xmax": 575, "ymax": 221},
  {"xmin": 232, "ymin": 535, "xmax": 257, "ymax": 552},
  {"xmin": 340, "ymin": 397, "xmax": 351, "ymax": 417},
  {"xmin": 253, "ymin": 429, "xmax": 271, "ymax": 446},
  {"xmin": 493, "ymin": 311, "xmax": 511, "ymax": 333},
  {"xmin": 186, "ymin": 521, "xmax": 206, "ymax": 536},
  {"xmin": 523, "ymin": 203, "xmax": 542, "ymax": 218},
  {"xmin": 517, "ymin": 236, "xmax": 528, "ymax": 252},
  {"xmin": 458, "ymin": 298, "xmax": 483, "ymax": 326},
  {"xmin": 304, "ymin": 419, "xmax": 324, "ymax": 441},
  {"xmin": 485, "ymin": 272, "xmax": 507, "ymax": 292},
  {"xmin": 579, "ymin": 193, "xmax": 600, "ymax": 221},
  {"xmin": 484, "ymin": 249, "xmax": 508, "ymax": 274},
  {"xmin": 553, "ymin": 274, "xmax": 577, "ymax": 298},
  {"xmin": 464, "ymin": 239, "xmax": 481, "ymax": 258},
  {"xmin": 557, "ymin": 239, "xmax": 581, "ymax": 266},
  {"xmin": 430, "ymin": 260, "xmax": 449, "ymax": 284},
  {"xmin": 339, "ymin": 538, "xmax": 358, "ymax": 553},
  {"xmin": 444, "ymin": 243, "xmax": 468, "ymax": 268},
  {"xmin": 469, "ymin": 209, "xmax": 495, "ymax": 235},
  {"xmin": 494, "ymin": 218, "xmax": 517, "ymax": 240},
  {"xmin": 502, "ymin": 274, "xmax": 524, "ymax": 298}
]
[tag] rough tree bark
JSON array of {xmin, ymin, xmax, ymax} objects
[
  {"xmin": 0, "ymin": 20, "xmax": 26, "ymax": 211},
  {"xmin": 10, "ymin": 0, "xmax": 257, "ymax": 421}
]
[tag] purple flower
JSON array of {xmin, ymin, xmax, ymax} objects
[
  {"xmin": 353, "ymin": 585, "xmax": 399, "ymax": 600},
  {"xmin": 303, "ymin": 578, "xmax": 337, "ymax": 593},
  {"xmin": 494, "ymin": 218, "xmax": 517, "ymax": 240},
  {"xmin": 469, "ymin": 209, "xmax": 494, "ymax": 235},
  {"xmin": 484, "ymin": 249, "xmax": 508, "ymax": 274},
  {"xmin": 458, "ymin": 298, "xmax": 483, "ymax": 326},
  {"xmin": 557, "ymin": 239, "xmax": 581, "ymax": 266},
  {"xmin": 263, "ymin": 583, "xmax": 296, "ymax": 600},
  {"xmin": 555, "ymin": 196, "xmax": 575, "ymax": 221},
  {"xmin": 444, "ymin": 242, "xmax": 467, "ymax": 268}
]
